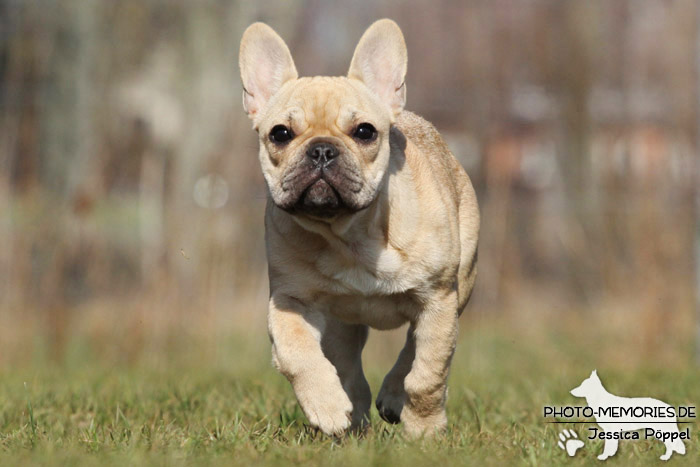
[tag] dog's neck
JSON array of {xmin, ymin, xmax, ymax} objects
[{"xmin": 290, "ymin": 190, "xmax": 389, "ymax": 249}]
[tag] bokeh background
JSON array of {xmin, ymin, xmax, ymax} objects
[{"xmin": 1, "ymin": 0, "xmax": 699, "ymax": 373}]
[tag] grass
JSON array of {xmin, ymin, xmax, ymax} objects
[{"xmin": 0, "ymin": 315, "xmax": 698, "ymax": 466}]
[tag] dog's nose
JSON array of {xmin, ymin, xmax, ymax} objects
[{"xmin": 307, "ymin": 142, "xmax": 338, "ymax": 166}]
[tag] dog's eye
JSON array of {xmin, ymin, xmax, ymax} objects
[
  {"xmin": 269, "ymin": 125, "xmax": 294, "ymax": 144},
  {"xmin": 353, "ymin": 123, "xmax": 377, "ymax": 142}
]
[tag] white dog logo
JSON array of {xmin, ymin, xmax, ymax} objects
[{"xmin": 570, "ymin": 370, "xmax": 686, "ymax": 461}]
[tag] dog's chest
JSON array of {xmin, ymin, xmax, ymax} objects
[
  {"xmin": 315, "ymin": 238, "xmax": 422, "ymax": 296},
  {"xmin": 319, "ymin": 291, "xmax": 417, "ymax": 329},
  {"xmin": 309, "ymin": 240, "xmax": 426, "ymax": 329}
]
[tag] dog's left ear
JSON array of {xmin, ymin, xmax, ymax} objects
[
  {"xmin": 348, "ymin": 19, "xmax": 407, "ymax": 116},
  {"xmin": 239, "ymin": 23, "xmax": 298, "ymax": 121}
]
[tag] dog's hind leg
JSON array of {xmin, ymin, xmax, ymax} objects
[
  {"xmin": 660, "ymin": 442, "xmax": 672, "ymax": 461},
  {"xmin": 376, "ymin": 325, "xmax": 415, "ymax": 425},
  {"xmin": 661, "ymin": 433, "xmax": 686, "ymax": 460},
  {"xmin": 320, "ymin": 318, "xmax": 372, "ymax": 432},
  {"xmin": 673, "ymin": 436, "xmax": 687, "ymax": 455}
]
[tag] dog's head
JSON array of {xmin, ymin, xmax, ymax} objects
[
  {"xmin": 239, "ymin": 19, "xmax": 407, "ymax": 219},
  {"xmin": 570, "ymin": 370, "xmax": 602, "ymax": 398}
]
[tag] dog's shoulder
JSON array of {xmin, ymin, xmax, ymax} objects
[
  {"xmin": 394, "ymin": 111, "xmax": 448, "ymax": 155},
  {"xmin": 394, "ymin": 110, "xmax": 470, "ymax": 198}
]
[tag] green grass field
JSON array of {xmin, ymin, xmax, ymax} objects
[{"xmin": 1, "ymin": 316, "xmax": 698, "ymax": 466}]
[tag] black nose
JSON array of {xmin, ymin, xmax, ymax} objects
[{"xmin": 307, "ymin": 142, "xmax": 338, "ymax": 166}]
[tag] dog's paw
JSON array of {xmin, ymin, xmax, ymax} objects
[
  {"xmin": 557, "ymin": 429, "xmax": 584, "ymax": 457},
  {"xmin": 400, "ymin": 406, "xmax": 447, "ymax": 439},
  {"xmin": 376, "ymin": 389, "xmax": 405, "ymax": 424},
  {"xmin": 304, "ymin": 398, "xmax": 353, "ymax": 436},
  {"xmin": 294, "ymin": 374, "xmax": 353, "ymax": 436}
]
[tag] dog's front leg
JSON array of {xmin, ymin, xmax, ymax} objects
[
  {"xmin": 268, "ymin": 294, "xmax": 353, "ymax": 436},
  {"xmin": 320, "ymin": 318, "xmax": 372, "ymax": 431},
  {"xmin": 401, "ymin": 288, "xmax": 459, "ymax": 437},
  {"xmin": 598, "ymin": 437, "xmax": 618, "ymax": 460}
]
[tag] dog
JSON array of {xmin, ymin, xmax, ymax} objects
[
  {"xmin": 238, "ymin": 19, "xmax": 479, "ymax": 437},
  {"xmin": 571, "ymin": 370, "xmax": 686, "ymax": 460}
]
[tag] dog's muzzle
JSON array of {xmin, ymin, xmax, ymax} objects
[
  {"xmin": 276, "ymin": 141, "xmax": 368, "ymax": 218},
  {"xmin": 307, "ymin": 142, "xmax": 338, "ymax": 168}
]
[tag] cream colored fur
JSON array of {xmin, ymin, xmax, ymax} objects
[{"xmin": 239, "ymin": 19, "xmax": 479, "ymax": 438}]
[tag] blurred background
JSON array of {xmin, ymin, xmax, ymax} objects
[{"xmin": 1, "ymin": 0, "xmax": 698, "ymax": 371}]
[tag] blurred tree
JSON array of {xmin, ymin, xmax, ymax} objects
[{"xmin": 0, "ymin": 0, "xmax": 696, "ymax": 363}]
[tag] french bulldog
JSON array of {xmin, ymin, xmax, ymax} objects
[{"xmin": 239, "ymin": 19, "xmax": 479, "ymax": 437}]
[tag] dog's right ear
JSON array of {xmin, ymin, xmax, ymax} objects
[{"xmin": 239, "ymin": 23, "xmax": 298, "ymax": 121}]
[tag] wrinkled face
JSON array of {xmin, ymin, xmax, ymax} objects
[
  {"xmin": 257, "ymin": 78, "xmax": 392, "ymax": 218},
  {"xmin": 239, "ymin": 20, "xmax": 408, "ymax": 220}
]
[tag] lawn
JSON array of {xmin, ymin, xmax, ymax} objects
[{"xmin": 1, "ymin": 315, "xmax": 698, "ymax": 466}]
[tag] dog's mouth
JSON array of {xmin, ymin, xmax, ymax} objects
[
  {"xmin": 277, "ymin": 159, "xmax": 368, "ymax": 218},
  {"xmin": 297, "ymin": 177, "xmax": 343, "ymax": 217}
]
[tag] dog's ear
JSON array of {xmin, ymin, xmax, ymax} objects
[
  {"xmin": 239, "ymin": 23, "xmax": 298, "ymax": 121},
  {"xmin": 591, "ymin": 369, "xmax": 598, "ymax": 379},
  {"xmin": 348, "ymin": 19, "xmax": 407, "ymax": 116}
]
